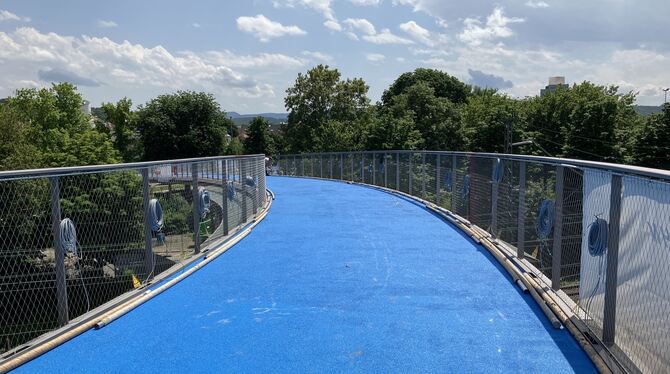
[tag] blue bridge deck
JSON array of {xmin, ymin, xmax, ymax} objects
[{"xmin": 18, "ymin": 177, "xmax": 595, "ymax": 373}]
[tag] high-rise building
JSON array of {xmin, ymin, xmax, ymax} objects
[{"xmin": 540, "ymin": 76, "xmax": 569, "ymax": 97}]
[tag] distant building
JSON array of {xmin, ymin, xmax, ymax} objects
[
  {"xmin": 540, "ymin": 76, "xmax": 569, "ymax": 97},
  {"xmin": 81, "ymin": 99, "xmax": 91, "ymax": 114}
]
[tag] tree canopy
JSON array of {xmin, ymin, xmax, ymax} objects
[
  {"xmin": 244, "ymin": 116, "xmax": 275, "ymax": 155},
  {"xmin": 282, "ymin": 65, "xmax": 370, "ymax": 152},
  {"xmin": 135, "ymin": 91, "xmax": 231, "ymax": 160}
]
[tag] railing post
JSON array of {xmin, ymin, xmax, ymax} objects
[
  {"xmin": 372, "ymin": 153, "xmax": 377, "ymax": 185},
  {"xmin": 329, "ymin": 155, "xmax": 333, "ymax": 179},
  {"xmin": 396, "ymin": 152, "xmax": 400, "ymax": 189},
  {"xmin": 517, "ymin": 161, "xmax": 526, "ymax": 258},
  {"xmin": 362, "ymin": 152, "xmax": 367, "ymax": 183},
  {"xmin": 50, "ymin": 177, "xmax": 69, "ymax": 326},
  {"xmin": 192, "ymin": 163, "xmax": 201, "ymax": 254},
  {"xmin": 301, "ymin": 156, "xmax": 304, "ymax": 176},
  {"xmin": 422, "ymin": 152, "xmax": 426, "ymax": 198},
  {"xmin": 141, "ymin": 168, "xmax": 154, "ymax": 279},
  {"xmin": 384, "ymin": 153, "xmax": 388, "ymax": 188},
  {"xmin": 240, "ymin": 159, "xmax": 248, "ymax": 223},
  {"xmin": 491, "ymin": 159, "xmax": 499, "ymax": 238},
  {"xmin": 436, "ymin": 154, "xmax": 441, "ymax": 205},
  {"xmin": 603, "ymin": 174, "xmax": 623, "ymax": 346},
  {"xmin": 350, "ymin": 154, "xmax": 354, "ymax": 181},
  {"xmin": 451, "ymin": 155, "xmax": 457, "ymax": 211},
  {"xmin": 409, "ymin": 153, "xmax": 413, "ymax": 195},
  {"xmin": 311, "ymin": 155, "xmax": 315, "ymax": 177},
  {"xmin": 222, "ymin": 159, "xmax": 229, "ymax": 236},
  {"xmin": 252, "ymin": 161, "xmax": 258, "ymax": 216},
  {"xmin": 340, "ymin": 153, "xmax": 344, "ymax": 180},
  {"xmin": 320, "ymin": 155, "xmax": 323, "ymax": 178},
  {"xmin": 551, "ymin": 165, "xmax": 565, "ymax": 290}
]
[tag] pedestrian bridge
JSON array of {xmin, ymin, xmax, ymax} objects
[
  {"xmin": 1, "ymin": 151, "xmax": 669, "ymax": 373},
  {"xmin": 12, "ymin": 177, "xmax": 594, "ymax": 373}
]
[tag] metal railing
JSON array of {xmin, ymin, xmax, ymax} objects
[
  {"xmin": 0, "ymin": 155, "xmax": 268, "ymax": 357},
  {"xmin": 276, "ymin": 150, "xmax": 670, "ymax": 374}
]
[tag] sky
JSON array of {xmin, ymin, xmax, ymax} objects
[{"xmin": 0, "ymin": 0, "xmax": 668, "ymax": 113}]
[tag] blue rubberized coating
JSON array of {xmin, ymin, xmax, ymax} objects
[{"xmin": 18, "ymin": 177, "xmax": 595, "ymax": 373}]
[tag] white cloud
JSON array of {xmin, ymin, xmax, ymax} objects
[
  {"xmin": 192, "ymin": 23, "xmax": 201, "ymax": 28},
  {"xmin": 0, "ymin": 27, "xmax": 276, "ymax": 100},
  {"xmin": 363, "ymin": 28, "xmax": 413, "ymax": 45},
  {"xmin": 525, "ymin": 1, "xmax": 550, "ymax": 8},
  {"xmin": 0, "ymin": 9, "xmax": 30, "ymax": 22},
  {"xmin": 324, "ymin": 20, "xmax": 342, "ymax": 31},
  {"xmin": 345, "ymin": 31, "xmax": 359, "ymax": 40},
  {"xmin": 302, "ymin": 50, "xmax": 333, "ymax": 63},
  {"xmin": 436, "ymin": 19, "xmax": 448, "ymax": 29},
  {"xmin": 399, "ymin": 20, "xmax": 434, "ymax": 46},
  {"xmin": 274, "ymin": 0, "xmax": 340, "ymax": 32},
  {"xmin": 343, "ymin": 18, "xmax": 376, "ymax": 36},
  {"xmin": 349, "ymin": 0, "xmax": 381, "ymax": 6},
  {"xmin": 236, "ymin": 14, "xmax": 306, "ymax": 42},
  {"xmin": 459, "ymin": 6, "xmax": 524, "ymax": 46},
  {"xmin": 199, "ymin": 51, "xmax": 307, "ymax": 69},
  {"xmin": 97, "ymin": 20, "xmax": 118, "ymax": 28},
  {"xmin": 366, "ymin": 53, "xmax": 385, "ymax": 62},
  {"xmin": 391, "ymin": 0, "xmax": 424, "ymax": 12}
]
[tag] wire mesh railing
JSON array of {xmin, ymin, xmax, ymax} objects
[
  {"xmin": 0, "ymin": 155, "xmax": 268, "ymax": 357},
  {"xmin": 275, "ymin": 150, "xmax": 670, "ymax": 374}
]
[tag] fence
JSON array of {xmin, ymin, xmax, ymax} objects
[
  {"xmin": 276, "ymin": 151, "xmax": 670, "ymax": 374},
  {"xmin": 0, "ymin": 155, "xmax": 267, "ymax": 357}
]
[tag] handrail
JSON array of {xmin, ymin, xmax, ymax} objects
[
  {"xmin": 278, "ymin": 150, "xmax": 670, "ymax": 181},
  {"xmin": 0, "ymin": 154, "xmax": 265, "ymax": 180}
]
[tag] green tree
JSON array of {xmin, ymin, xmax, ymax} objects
[
  {"xmin": 7, "ymin": 83, "xmax": 120, "ymax": 167},
  {"xmin": 523, "ymin": 82, "xmax": 638, "ymax": 162},
  {"xmin": 462, "ymin": 90, "xmax": 522, "ymax": 153},
  {"xmin": 244, "ymin": 116, "xmax": 275, "ymax": 155},
  {"xmin": 381, "ymin": 81, "xmax": 464, "ymax": 150},
  {"xmin": 99, "ymin": 98, "xmax": 139, "ymax": 162},
  {"xmin": 633, "ymin": 103, "xmax": 670, "ymax": 169},
  {"xmin": 226, "ymin": 138, "xmax": 244, "ymax": 155},
  {"xmin": 381, "ymin": 68, "xmax": 470, "ymax": 106},
  {"xmin": 136, "ymin": 91, "xmax": 231, "ymax": 160},
  {"xmin": 283, "ymin": 65, "xmax": 370, "ymax": 152},
  {"xmin": 365, "ymin": 106, "xmax": 423, "ymax": 150},
  {"xmin": 0, "ymin": 104, "xmax": 42, "ymax": 170}
]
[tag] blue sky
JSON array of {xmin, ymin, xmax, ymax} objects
[{"xmin": 1, "ymin": 0, "xmax": 668, "ymax": 112}]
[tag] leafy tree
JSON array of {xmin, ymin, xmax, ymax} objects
[
  {"xmin": 365, "ymin": 106, "xmax": 423, "ymax": 150},
  {"xmin": 99, "ymin": 98, "xmax": 139, "ymax": 162},
  {"xmin": 7, "ymin": 83, "xmax": 120, "ymax": 167},
  {"xmin": 381, "ymin": 68, "xmax": 470, "ymax": 105},
  {"xmin": 0, "ymin": 104, "xmax": 42, "ymax": 170},
  {"xmin": 462, "ymin": 90, "xmax": 522, "ymax": 153},
  {"xmin": 244, "ymin": 116, "xmax": 274, "ymax": 155},
  {"xmin": 523, "ymin": 82, "xmax": 638, "ymax": 162},
  {"xmin": 283, "ymin": 65, "xmax": 370, "ymax": 152},
  {"xmin": 381, "ymin": 81, "xmax": 464, "ymax": 150},
  {"xmin": 226, "ymin": 138, "xmax": 244, "ymax": 155},
  {"xmin": 633, "ymin": 103, "xmax": 670, "ymax": 169},
  {"xmin": 136, "ymin": 91, "xmax": 231, "ymax": 160}
]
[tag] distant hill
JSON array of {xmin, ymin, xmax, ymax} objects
[
  {"xmin": 634, "ymin": 105, "xmax": 663, "ymax": 116},
  {"xmin": 227, "ymin": 111, "xmax": 288, "ymax": 125}
]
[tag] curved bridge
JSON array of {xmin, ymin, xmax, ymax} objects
[{"xmin": 17, "ymin": 177, "xmax": 594, "ymax": 373}]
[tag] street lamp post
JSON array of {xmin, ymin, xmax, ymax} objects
[{"xmin": 663, "ymin": 88, "xmax": 669, "ymax": 104}]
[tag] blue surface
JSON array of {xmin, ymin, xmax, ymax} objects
[{"xmin": 19, "ymin": 177, "xmax": 595, "ymax": 373}]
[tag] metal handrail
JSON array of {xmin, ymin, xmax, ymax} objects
[
  {"xmin": 278, "ymin": 150, "xmax": 670, "ymax": 181},
  {"xmin": 0, "ymin": 154, "xmax": 265, "ymax": 180}
]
